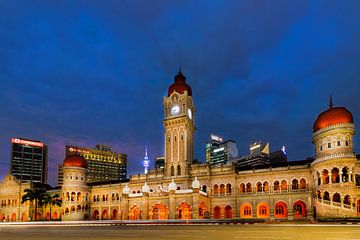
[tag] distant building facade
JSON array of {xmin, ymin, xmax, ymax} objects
[
  {"xmin": 1, "ymin": 71, "xmax": 360, "ymax": 222},
  {"xmin": 10, "ymin": 138, "xmax": 48, "ymax": 184},
  {"xmin": 62, "ymin": 145, "xmax": 127, "ymax": 183},
  {"xmin": 206, "ymin": 134, "xmax": 238, "ymax": 165}
]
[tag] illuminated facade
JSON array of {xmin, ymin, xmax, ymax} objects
[
  {"xmin": 62, "ymin": 145, "xmax": 127, "ymax": 183},
  {"xmin": 1, "ymin": 72, "xmax": 360, "ymax": 222},
  {"xmin": 10, "ymin": 138, "xmax": 48, "ymax": 184}
]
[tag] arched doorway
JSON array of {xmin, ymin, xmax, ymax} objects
[
  {"xmin": 111, "ymin": 209, "xmax": 118, "ymax": 220},
  {"xmin": 274, "ymin": 201, "xmax": 287, "ymax": 219},
  {"xmin": 129, "ymin": 205, "xmax": 142, "ymax": 220},
  {"xmin": 102, "ymin": 209, "xmax": 108, "ymax": 220},
  {"xmin": 11, "ymin": 213, "xmax": 16, "ymax": 222},
  {"xmin": 198, "ymin": 202, "xmax": 207, "ymax": 219},
  {"xmin": 213, "ymin": 206, "xmax": 221, "ymax": 219},
  {"xmin": 177, "ymin": 202, "xmax": 191, "ymax": 220},
  {"xmin": 151, "ymin": 203, "xmax": 168, "ymax": 220},
  {"xmin": 93, "ymin": 210, "xmax": 100, "ymax": 220},
  {"xmin": 21, "ymin": 213, "xmax": 27, "ymax": 222},
  {"xmin": 240, "ymin": 203, "xmax": 252, "ymax": 218},
  {"xmin": 52, "ymin": 212, "xmax": 58, "ymax": 220},
  {"xmin": 257, "ymin": 203, "xmax": 270, "ymax": 218},
  {"xmin": 0, "ymin": 214, "xmax": 5, "ymax": 221},
  {"xmin": 225, "ymin": 206, "xmax": 232, "ymax": 219},
  {"xmin": 293, "ymin": 200, "xmax": 307, "ymax": 219},
  {"xmin": 36, "ymin": 212, "xmax": 41, "ymax": 221}
]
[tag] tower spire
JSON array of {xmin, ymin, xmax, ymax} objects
[
  {"xmin": 143, "ymin": 146, "xmax": 149, "ymax": 174},
  {"xmin": 330, "ymin": 95, "xmax": 333, "ymax": 109},
  {"xmin": 179, "ymin": 64, "xmax": 182, "ymax": 73}
]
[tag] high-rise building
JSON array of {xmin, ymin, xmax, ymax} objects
[
  {"xmin": 10, "ymin": 138, "xmax": 48, "ymax": 184},
  {"xmin": 63, "ymin": 144, "xmax": 127, "ymax": 183},
  {"xmin": 57, "ymin": 164, "xmax": 63, "ymax": 186},
  {"xmin": 154, "ymin": 156, "xmax": 165, "ymax": 170},
  {"xmin": 205, "ymin": 134, "xmax": 238, "ymax": 165}
]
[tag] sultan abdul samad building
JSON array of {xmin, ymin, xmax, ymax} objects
[{"xmin": 1, "ymin": 70, "xmax": 360, "ymax": 222}]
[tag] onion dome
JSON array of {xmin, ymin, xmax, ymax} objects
[
  {"xmin": 63, "ymin": 154, "xmax": 88, "ymax": 168},
  {"xmin": 191, "ymin": 176, "xmax": 200, "ymax": 189},
  {"xmin": 122, "ymin": 183, "xmax": 130, "ymax": 194},
  {"xmin": 313, "ymin": 96, "xmax": 353, "ymax": 132},
  {"xmin": 168, "ymin": 69, "xmax": 192, "ymax": 96},
  {"xmin": 168, "ymin": 179, "xmax": 177, "ymax": 191}
]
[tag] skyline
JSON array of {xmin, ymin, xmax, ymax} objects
[{"xmin": 1, "ymin": 1, "xmax": 360, "ymax": 185}]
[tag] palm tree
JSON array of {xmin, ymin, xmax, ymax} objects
[
  {"xmin": 21, "ymin": 188, "xmax": 46, "ymax": 221},
  {"xmin": 41, "ymin": 193, "xmax": 62, "ymax": 221}
]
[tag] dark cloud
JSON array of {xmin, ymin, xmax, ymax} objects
[{"xmin": 1, "ymin": 0, "xmax": 360, "ymax": 185}]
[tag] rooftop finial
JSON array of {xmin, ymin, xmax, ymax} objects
[
  {"xmin": 330, "ymin": 95, "xmax": 333, "ymax": 109},
  {"xmin": 179, "ymin": 64, "xmax": 182, "ymax": 73}
]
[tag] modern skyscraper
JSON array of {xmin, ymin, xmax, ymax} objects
[
  {"xmin": 63, "ymin": 144, "xmax": 127, "ymax": 183},
  {"xmin": 10, "ymin": 138, "xmax": 48, "ymax": 184},
  {"xmin": 205, "ymin": 134, "xmax": 238, "ymax": 165}
]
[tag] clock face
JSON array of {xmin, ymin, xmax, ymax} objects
[
  {"xmin": 171, "ymin": 105, "xmax": 180, "ymax": 115},
  {"xmin": 188, "ymin": 108, "xmax": 192, "ymax": 119}
]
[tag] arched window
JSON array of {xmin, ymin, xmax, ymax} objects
[
  {"xmin": 240, "ymin": 183, "xmax": 245, "ymax": 193},
  {"xmin": 300, "ymin": 178, "xmax": 306, "ymax": 189},
  {"xmin": 324, "ymin": 191, "xmax": 330, "ymax": 201},
  {"xmin": 220, "ymin": 184, "xmax": 225, "ymax": 195},
  {"xmin": 171, "ymin": 166, "xmax": 174, "ymax": 176},
  {"xmin": 342, "ymin": 167, "xmax": 349, "ymax": 182},
  {"xmin": 263, "ymin": 182, "xmax": 269, "ymax": 192},
  {"xmin": 226, "ymin": 183, "xmax": 231, "ymax": 194},
  {"xmin": 333, "ymin": 193, "xmax": 340, "ymax": 203},
  {"xmin": 213, "ymin": 185, "xmax": 219, "ymax": 195},
  {"xmin": 331, "ymin": 168, "xmax": 340, "ymax": 183},
  {"xmin": 256, "ymin": 182, "xmax": 262, "ymax": 192},
  {"xmin": 246, "ymin": 182, "xmax": 252, "ymax": 193},
  {"xmin": 343, "ymin": 195, "xmax": 351, "ymax": 205},
  {"xmin": 202, "ymin": 185, "xmax": 207, "ymax": 193},
  {"xmin": 177, "ymin": 165, "xmax": 181, "ymax": 176},
  {"xmin": 323, "ymin": 170, "xmax": 329, "ymax": 184},
  {"xmin": 273, "ymin": 181, "xmax": 280, "ymax": 191},
  {"xmin": 281, "ymin": 180, "xmax": 287, "ymax": 191},
  {"xmin": 292, "ymin": 179, "xmax": 299, "ymax": 190}
]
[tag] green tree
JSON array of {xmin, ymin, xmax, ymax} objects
[
  {"xmin": 41, "ymin": 193, "xmax": 62, "ymax": 221},
  {"xmin": 21, "ymin": 188, "xmax": 46, "ymax": 221}
]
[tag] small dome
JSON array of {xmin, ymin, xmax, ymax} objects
[
  {"xmin": 191, "ymin": 177, "xmax": 200, "ymax": 189},
  {"xmin": 63, "ymin": 155, "xmax": 88, "ymax": 168},
  {"xmin": 168, "ymin": 179, "xmax": 177, "ymax": 191},
  {"xmin": 122, "ymin": 183, "xmax": 130, "ymax": 194},
  {"xmin": 168, "ymin": 70, "xmax": 192, "ymax": 96},
  {"xmin": 142, "ymin": 181, "xmax": 150, "ymax": 193}
]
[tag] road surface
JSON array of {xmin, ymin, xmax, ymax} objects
[{"xmin": 0, "ymin": 224, "xmax": 359, "ymax": 240}]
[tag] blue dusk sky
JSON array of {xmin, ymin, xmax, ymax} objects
[{"xmin": 0, "ymin": 1, "xmax": 360, "ymax": 185}]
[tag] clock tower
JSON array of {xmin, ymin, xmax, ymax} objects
[{"xmin": 164, "ymin": 70, "xmax": 195, "ymax": 177}]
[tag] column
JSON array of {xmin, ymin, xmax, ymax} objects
[
  {"xmin": 169, "ymin": 190, "xmax": 176, "ymax": 219},
  {"xmin": 328, "ymin": 173, "xmax": 332, "ymax": 184},
  {"xmin": 192, "ymin": 190, "xmax": 199, "ymax": 219}
]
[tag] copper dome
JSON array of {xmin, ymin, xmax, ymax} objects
[
  {"xmin": 63, "ymin": 155, "xmax": 88, "ymax": 168},
  {"xmin": 313, "ymin": 100, "xmax": 353, "ymax": 132},
  {"xmin": 168, "ymin": 70, "xmax": 192, "ymax": 96}
]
